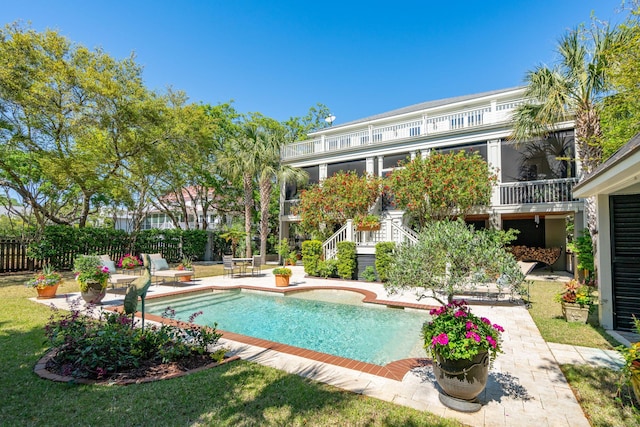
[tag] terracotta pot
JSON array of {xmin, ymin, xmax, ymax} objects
[
  {"xmin": 179, "ymin": 273, "xmax": 192, "ymax": 282},
  {"xmin": 80, "ymin": 281, "xmax": 107, "ymax": 304},
  {"xmin": 36, "ymin": 283, "xmax": 59, "ymax": 299},
  {"xmin": 561, "ymin": 302, "xmax": 590, "ymax": 323},
  {"xmin": 275, "ymin": 274, "xmax": 290, "ymax": 287},
  {"xmin": 433, "ymin": 351, "xmax": 489, "ymax": 412}
]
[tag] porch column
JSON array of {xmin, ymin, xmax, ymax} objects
[
  {"xmin": 487, "ymin": 139, "xmax": 501, "ymax": 206},
  {"xmin": 377, "ymin": 156, "xmax": 384, "ymax": 177},
  {"xmin": 319, "ymin": 164, "xmax": 327, "ymax": 182},
  {"xmin": 366, "ymin": 157, "xmax": 375, "ymax": 176}
]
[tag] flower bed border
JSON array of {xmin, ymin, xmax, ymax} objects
[{"xmin": 34, "ymin": 349, "xmax": 240, "ymax": 385}]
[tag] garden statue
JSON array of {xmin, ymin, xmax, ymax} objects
[{"xmin": 124, "ymin": 253, "xmax": 152, "ymax": 329}]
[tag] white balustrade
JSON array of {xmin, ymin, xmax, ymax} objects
[
  {"xmin": 282, "ymin": 100, "xmax": 522, "ymax": 160},
  {"xmin": 499, "ymin": 178, "xmax": 579, "ymax": 205}
]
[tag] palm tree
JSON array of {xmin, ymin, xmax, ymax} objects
[
  {"xmin": 219, "ymin": 117, "xmax": 261, "ymax": 257},
  {"xmin": 511, "ymin": 24, "xmax": 625, "ymax": 241},
  {"xmin": 254, "ymin": 121, "xmax": 307, "ymax": 264}
]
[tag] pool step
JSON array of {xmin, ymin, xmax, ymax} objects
[{"xmin": 146, "ymin": 291, "xmax": 242, "ymax": 314}]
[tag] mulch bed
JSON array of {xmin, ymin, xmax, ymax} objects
[{"xmin": 35, "ymin": 350, "xmax": 240, "ymax": 385}]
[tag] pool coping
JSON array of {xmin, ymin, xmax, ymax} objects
[{"xmin": 117, "ymin": 284, "xmax": 437, "ymax": 381}]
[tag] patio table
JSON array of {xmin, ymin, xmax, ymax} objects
[{"xmin": 232, "ymin": 257, "xmax": 252, "ymax": 275}]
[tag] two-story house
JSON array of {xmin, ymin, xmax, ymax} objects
[{"xmin": 280, "ymin": 87, "xmax": 584, "ymax": 274}]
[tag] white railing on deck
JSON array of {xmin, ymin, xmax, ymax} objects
[
  {"xmin": 282, "ymin": 99, "xmax": 523, "ymax": 160},
  {"xmin": 322, "ymin": 221, "xmax": 351, "ymax": 260},
  {"xmin": 499, "ymin": 178, "xmax": 579, "ymax": 205}
]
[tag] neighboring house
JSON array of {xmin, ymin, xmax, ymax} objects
[
  {"xmin": 573, "ymin": 132, "xmax": 640, "ymax": 332},
  {"xmin": 280, "ymin": 87, "xmax": 584, "ymax": 272},
  {"xmin": 111, "ymin": 186, "xmax": 229, "ymax": 232}
]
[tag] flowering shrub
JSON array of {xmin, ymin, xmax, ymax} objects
[
  {"xmin": 44, "ymin": 300, "xmax": 224, "ymax": 380},
  {"xmin": 25, "ymin": 265, "xmax": 63, "ymax": 288},
  {"xmin": 296, "ymin": 171, "xmax": 382, "ymax": 237},
  {"xmin": 555, "ymin": 279, "xmax": 594, "ymax": 307},
  {"xmin": 387, "ymin": 151, "xmax": 496, "ymax": 228},
  {"xmin": 117, "ymin": 253, "xmax": 142, "ymax": 269},
  {"xmin": 423, "ymin": 300, "xmax": 504, "ymax": 362}
]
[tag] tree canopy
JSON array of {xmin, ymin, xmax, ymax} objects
[{"xmin": 387, "ymin": 151, "xmax": 496, "ymax": 229}]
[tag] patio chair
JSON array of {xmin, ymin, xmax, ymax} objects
[
  {"xmin": 144, "ymin": 253, "xmax": 194, "ymax": 285},
  {"xmin": 223, "ymin": 255, "xmax": 238, "ymax": 278},
  {"xmin": 250, "ymin": 255, "xmax": 262, "ymax": 276}
]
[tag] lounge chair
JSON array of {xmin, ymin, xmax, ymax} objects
[
  {"xmin": 98, "ymin": 255, "xmax": 138, "ymax": 289},
  {"xmin": 223, "ymin": 255, "xmax": 238, "ymax": 278},
  {"xmin": 145, "ymin": 253, "xmax": 194, "ymax": 285}
]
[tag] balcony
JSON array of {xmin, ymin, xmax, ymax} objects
[
  {"xmin": 499, "ymin": 178, "xmax": 579, "ymax": 205},
  {"xmin": 282, "ymin": 99, "xmax": 523, "ymax": 161}
]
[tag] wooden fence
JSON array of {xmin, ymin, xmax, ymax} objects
[{"xmin": 0, "ymin": 238, "xmax": 187, "ymax": 273}]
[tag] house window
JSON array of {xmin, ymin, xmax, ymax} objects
[{"xmin": 501, "ymin": 132, "xmax": 575, "ymax": 182}]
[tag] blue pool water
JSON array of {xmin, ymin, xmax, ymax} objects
[{"xmin": 145, "ymin": 289, "xmax": 428, "ymax": 365}]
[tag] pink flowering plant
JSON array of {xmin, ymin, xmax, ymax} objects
[
  {"xmin": 117, "ymin": 253, "xmax": 141, "ymax": 269},
  {"xmin": 423, "ymin": 300, "xmax": 504, "ymax": 363}
]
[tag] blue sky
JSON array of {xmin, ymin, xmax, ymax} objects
[{"xmin": 1, "ymin": 0, "xmax": 628, "ymax": 125}]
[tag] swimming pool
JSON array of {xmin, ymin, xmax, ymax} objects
[{"xmin": 145, "ymin": 289, "xmax": 428, "ymax": 365}]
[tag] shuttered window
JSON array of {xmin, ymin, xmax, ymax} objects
[{"xmin": 610, "ymin": 194, "xmax": 640, "ymax": 331}]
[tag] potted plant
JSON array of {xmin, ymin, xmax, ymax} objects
[
  {"xmin": 117, "ymin": 253, "xmax": 141, "ymax": 270},
  {"xmin": 619, "ymin": 316, "xmax": 640, "ymax": 405},
  {"xmin": 423, "ymin": 300, "xmax": 504, "ymax": 412},
  {"xmin": 74, "ymin": 255, "xmax": 110, "ymax": 304},
  {"xmin": 177, "ymin": 257, "xmax": 193, "ymax": 282},
  {"xmin": 272, "ymin": 267, "xmax": 292, "ymax": 287},
  {"xmin": 25, "ymin": 264, "xmax": 63, "ymax": 299},
  {"xmin": 355, "ymin": 214, "xmax": 381, "ymax": 231},
  {"xmin": 555, "ymin": 279, "xmax": 595, "ymax": 323}
]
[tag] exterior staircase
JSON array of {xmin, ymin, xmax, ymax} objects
[{"xmin": 322, "ymin": 218, "xmax": 418, "ymax": 260}]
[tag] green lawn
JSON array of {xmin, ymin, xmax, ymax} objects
[
  {"xmin": 527, "ymin": 280, "xmax": 621, "ymax": 349},
  {"xmin": 0, "ymin": 273, "xmax": 461, "ymax": 427},
  {"xmin": 3, "ymin": 272, "xmax": 638, "ymax": 426},
  {"xmin": 528, "ymin": 279, "xmax": 639, "ymax": 425}
]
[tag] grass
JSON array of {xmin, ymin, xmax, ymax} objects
[
  {"xmin": 560, "ymin": 364, "xmax": 639, "ymax": 426},
  {"xmin": 527, "ymin": 280, "xmax": 621, "ymax": 349},
  {"xmin": 528, "ymin": 279, "xmax": 639, "ymax": 425},
  {"xmin": 0, "ymin": 272, "xmax": 462, "ymax": 427}
]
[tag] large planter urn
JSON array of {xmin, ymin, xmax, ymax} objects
[
  {"xmin": 561, "ymin": 302, "xmax": 590, "ymax": 323},
  {"xmin": 432, "ymin": 350, "xmax": 490, "ymax": 412},
  {"xmin": 36, "ymin": 283, "xmax": 60, "ymax": 299},
  {"xmin": 274, "ymin": 274, "xmax": 290, "ymax": 287},
  {"xmin": 80, "ymin": 281, "xmax": 107, "ymax": 304}
]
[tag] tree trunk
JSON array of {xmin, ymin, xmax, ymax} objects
[
  {"xmin": 243, "ymin": 172, "xmax": 253, "ymax": 257},
  {"xmin": 259, "ymin": 177, "xmax": 272, "ymax": 265}
]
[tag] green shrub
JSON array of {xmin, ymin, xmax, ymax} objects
[
  {"xmin": 385, "ymin": 219, "xmax": 525, "ymax": 304},
  {"xmin": 337, "ymin": 241, "xmax": 356, "ymax": 280},
  {"xmin": 567, "ymin": 229, "xmax": 594, "ymax": 278},
  {"xmin": 375, "ymin": 242, "xmax": 395, "ymax": 282},
  {"xmin": 362, "ymin": 265, "xmax": 377, "ymax": 282},
  {"xmin": 317, "ymin": 259, "xmax": 338, "ymax": 278},
  {"xmin": 302, "ymin": 240, "xmax": 323, "ymax": 276}
]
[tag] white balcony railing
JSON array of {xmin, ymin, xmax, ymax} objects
[
  {"xmin": 499, "ymin": 178, "xmax": 579, "ymax": 205},
  {"xmin": 282, "ymin": 99, "xmax": 522, "ymax": 160}
]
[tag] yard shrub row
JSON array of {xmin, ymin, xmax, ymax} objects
[{"xmin": 26, "ymin": 225, "xmax": 213, "ymax": 270}]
